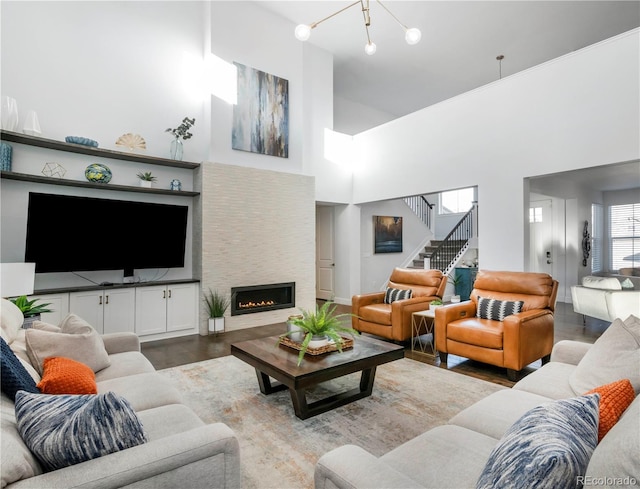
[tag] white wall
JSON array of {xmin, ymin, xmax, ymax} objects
[
  {"xmin": 333, "ymin": 95, "xmax": 396, "ymax": 135},
  {"xmin": 351, "ymin": 30, "xmax": 640, "ymax": 273}
]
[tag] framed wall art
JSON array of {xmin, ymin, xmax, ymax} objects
[
  {"xmin": 374, "ymin": 216, "xmax": 403, "ymax": 253},
  {"xmin": 232, "ymin": 62, "xmax": 289, "ymax": 158}
]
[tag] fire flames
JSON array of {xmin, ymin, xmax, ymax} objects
[{"xmin": 238, "ymin": 300, "xmax": 276, "ymax": 309}]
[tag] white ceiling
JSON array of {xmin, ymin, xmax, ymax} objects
[
  {"xmin": 259, "ymin": 1, "xmax": 640, "ymax": 194},
  {"xmin": 260, "ymin": 0, "xmax": 640, "ymax": 118}
]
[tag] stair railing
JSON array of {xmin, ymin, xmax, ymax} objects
[
  {"xmin": 404, "ymin": 195, "xmax": 434, "ymax": 229},
  {"xmin": 430, "ymin": 206, "xmax": 475, "ymax": 273}
]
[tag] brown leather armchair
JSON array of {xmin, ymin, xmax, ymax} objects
[
  {"xmin": 352, "ymin": 268, "xmax": 446, "ymax": 342},
  {"xmin": 435, "ymin": 269, "xmax": 558, "ymax": 381}
]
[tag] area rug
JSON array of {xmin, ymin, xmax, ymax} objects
[{"xmin": 160, "ymin": 356, "xmax": 506, "ymax": 489}]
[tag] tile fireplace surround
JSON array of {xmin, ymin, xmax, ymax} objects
[{"xmin": 195, "ymin": 162, "xmax": 315, "ymax": 333}]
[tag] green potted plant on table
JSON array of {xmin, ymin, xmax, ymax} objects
[
  {"xmin": 136, "ymin": 171, "xmax": 157, "ymax": 188},
  {"xmin": 279, "ymin": 301, "xmax": 359, "ymax": 366},
  {"xmin": 429, "ymin": 299, "xmax": 444, "ymax": 310},
  {"xmin": 9, "ymin": 296, "xmax": 52, "ymax": 328},
  {"xmin": 204, "ymin": 289, "xmax": 230, "ymax": 334}
]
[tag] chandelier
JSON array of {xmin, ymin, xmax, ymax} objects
[{"xmin": 294, "ymin": 0, "xmax": 422, "ymax": 56}]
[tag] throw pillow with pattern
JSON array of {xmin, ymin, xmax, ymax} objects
[
  {"xmin": 384, "ymin": 288, "xmax": 412, "ymax": 304},
  {"xmin": 476, "ymin": 296, "xmax": 524, "ymax": 321}
]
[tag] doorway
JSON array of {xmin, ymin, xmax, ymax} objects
[{"xmin": 316, "ymin": 206, "xmax": 335, "ymax": 300}]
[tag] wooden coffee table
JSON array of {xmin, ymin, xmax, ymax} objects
[{"xmin": 231, "ymin": 334, "xmax": 404, "ymax": 419}]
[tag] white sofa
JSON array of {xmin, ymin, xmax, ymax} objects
[
  {"xmin": 571, "ymin": 275, "xmax": 640, "ymax": 322},
  {"xmin": 1, "ymin": 298, "xmax": 241, "ymax": 489},
  {"xmin": 315, "ymin": 315, "xmax": 640, "ymax": 489}
]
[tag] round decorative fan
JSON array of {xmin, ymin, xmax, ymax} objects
[{"xmin": 115, "ymin": 133, "xmax": 146, "ymax": 151}]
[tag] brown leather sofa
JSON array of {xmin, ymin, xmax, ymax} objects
[
  {"xmin": 352, "ymin": 268, "xmax": 446, "ymax": 342},
  {"xmin": 435, "ymin": 269, "xmax": 558, "ymax": 381}
]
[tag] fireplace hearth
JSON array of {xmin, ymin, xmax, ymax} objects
[{"xmin": 231, "ymin": 282, "xmax": 295, "ymax": 316}]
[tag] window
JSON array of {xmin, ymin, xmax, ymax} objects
[
  {"xmin": 609, "ymin": 203, "xmax": 640, "ymax": 271},
  {"xmin": 591, "ymin": 204, "xmax": 603, "ymax": 272},
  {"xmin": 439, "ymin": 188, "xmax": 474, "ymax": 214},
  {"xmin": 529, "ymin": 207, "xmax": 543, "ymax": 223}
]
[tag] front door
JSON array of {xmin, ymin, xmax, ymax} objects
[{"xmin": 529, "ymin": 199, "xmax": 554, "ymax": 275}]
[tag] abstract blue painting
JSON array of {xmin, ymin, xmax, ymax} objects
[
  {"xmin": 232, "ymin": 63, "xmax": 289, "ymax": 158},
  {"xmin": 374, "ymin": 216, "xmax": 403, "ymax": 253}
]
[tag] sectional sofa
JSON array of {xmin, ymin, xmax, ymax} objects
[
  {"xmin": 315, "ymin": 314, "xmax": 639, "ymax": 488},
  {"xmin": 0, "ymin": 298, "xmax": 241, "ymax": 489}
]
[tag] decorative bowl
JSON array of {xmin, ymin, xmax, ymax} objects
[
  {"xmin": 65, "ymin": 136, "xmax": 99, "ymax": 147},
  {"xmin": 85, "ymin": 163, "xmax": 112, "ymax": 183}
]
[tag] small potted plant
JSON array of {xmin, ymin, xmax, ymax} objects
[
  {"xmin": 429, "ymin": 299, "xmax": 444, "ymax": 310},
  {"xmin": 278, "ymin": 301, "xmax": 359, "ymax": 366},
  {"xmin": 9, "ymin": 296, "xmax": 52, "ymax": 328},
  {"xmin": 136, "ymin": 171, "xmax": 157, "ymax": 188},
  {"xmin": 448, "ymin": 273, "xmax": 461, "ymax": 303},
  {"xmin": 204, "ymin": 288, "xmax": 229, "ymax": 334}
]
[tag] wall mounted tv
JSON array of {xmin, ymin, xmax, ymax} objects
[{"xmin": 25, "ymin": 192, "xmax": 188, "ymax": 277}]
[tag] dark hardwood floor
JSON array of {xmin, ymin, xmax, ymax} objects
[{"xmin": 141, "ymin": 301, "xmax": 608, "ymax": 388}]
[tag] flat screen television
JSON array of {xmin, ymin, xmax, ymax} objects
[{"xmin": 25, "ymin": 192, "xmax": 188, "ymax": 277}]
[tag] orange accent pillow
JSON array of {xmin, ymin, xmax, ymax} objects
[
  {"xmin": 585, "ymin": 378, "xmax": 635, "ymax": 442},
  {"xmin": 37, "ymin": 357, "xmax": 97, "ymax": 395}
]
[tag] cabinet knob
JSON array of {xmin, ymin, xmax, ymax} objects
[
  {"xmin": 99, "ymin": 296, "xmax": 102, "ymax": 305},
  {"xmin": 168, "ymin": 289, "xmax": 172, "ymax": 299},
  {"xmin": 105, "ymin": 295, "xmax": 109, "ymax": 305},
  {"xmin": 163, "ymin": 290, "xmax": 166, "ymax": 299}
]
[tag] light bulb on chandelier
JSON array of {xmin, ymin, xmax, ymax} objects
[
  {"xmin": 365, "ymin": 42, "xmax": 377, "ymax": 55},
  {"xmin": 293, "ymin": 0, "xmax": 421, "ymax": 56}
]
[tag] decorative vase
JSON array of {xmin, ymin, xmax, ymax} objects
[
  {"xmin": 85, "ymin": 163, "xmax": 112, "ymax": 183},
  {"xmin": 170, "ymin": 179, "xmax": 181, "ymax": 191},
  {"xmin": 286, "ymin": 315, "xmax": 303, "ymax": 342},
  {"xmin": 170, "ymin": 138, "xmax": 183, "ymax": 160},
  {"xmin": 450, "ymin": 295, "xmax": 461, "ymax": 303},
  {"xmin": 0, "ymin": 143, "xmax": 12, "ymax": 171},
  {"xmin": 1, "ymin": 96, "xmax": 19, "ymax": 131},
  {"xmin": 308, "ymin": 334, "xmax": 329, "ymax": 349},
  {"xmin": 23, "ymin": 110, "xmax": 41, "ymax": 136},
  {"xmin": 22, "ymin": 314, "xmax": 40, "ymax": 329}
]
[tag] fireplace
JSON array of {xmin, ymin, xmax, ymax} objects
[{"xmin": 231, "ymin": 282, "xmax": 295, "ymax": 316}]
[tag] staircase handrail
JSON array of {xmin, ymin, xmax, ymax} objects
[
  {"xmin": 430, "ymin": 206, "xmax": 475, "ymax": 273},
  {"xmin": 404, "ymin": 195, "xmax": 434, "ymax": 229}
]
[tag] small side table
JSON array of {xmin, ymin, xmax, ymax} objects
[{"xmin": 411, "ymin": 309, "xmax": 437, "ymax": 356}]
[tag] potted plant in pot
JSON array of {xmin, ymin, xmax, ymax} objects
[
  {"xmin": 136, "ymin": 171, "xmax": 157, "ymax": 188},
  {"xmin": 448, "ymin": 272, "xmax": 462, "ymax": 303},
  {"xmin": 279, "ymin": 301, "xmax": 359, "ymax": 366},
  {"xmin": 204, "ymin": 289, "xmax": 229, "ymax": 334},
  {"xmin": 429, "ymin": 299, "xmax": 444, "ymax": 310},
  {"xmin": 9, "ymin": 295, "xmax": 52, "ymax": 328}
]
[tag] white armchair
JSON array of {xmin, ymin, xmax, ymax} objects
[{"xmin": 570, "ymin": 276, "xmax": 640, "ymax": 322}]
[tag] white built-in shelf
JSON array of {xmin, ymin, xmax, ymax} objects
[{"xmin": 0, "ymin": 130, "xmax": 200, "ymax": 196}]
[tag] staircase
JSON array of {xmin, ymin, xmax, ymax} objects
[{"xmin": 408, "ymin": 206, "xmax": 476, "ymax": 276}]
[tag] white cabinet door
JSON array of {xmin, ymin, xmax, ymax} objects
[
  {"xmin": 30, "ymin": 293, "xmax": 69, "ymax": 325},
  {"xmin": 103, "ymin": 288, "xmax": 135, "ymax": 334},
  {"xmin": 69, "ymin": 291, "xmax": 105, "ymax": 333},
  {"xmin": 135, "ymin": 285, "xmax": 167, "ymax": 336},
  {"xmin": 166, "ymin": 282, "xmax": 198, "ymax": 332}
]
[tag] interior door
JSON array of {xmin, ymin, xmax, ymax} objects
[
  {"xmin": 316, "ymin": 205, "xmax": 335, "ymax": 300},
  {"xmin": 529, "ymin": 199, "xmax": 554, "ymax": 275}
]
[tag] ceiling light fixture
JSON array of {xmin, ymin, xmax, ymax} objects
[{"xmin": 294, "ymin": 0, "xmax": 421, "ymax": 56}]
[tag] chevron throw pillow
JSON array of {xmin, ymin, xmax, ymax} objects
[
  {"xmin": 384, "ymin": 287, "xmax": 412, "ymax": 304},
  {"xmin": 476, "ymin": 297, "xmax": 524, "ymax": 321}
]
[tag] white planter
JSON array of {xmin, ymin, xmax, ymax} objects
[
  {"xmin": 429, "ymin": 304, "xmax": 443, "ymax": 311},
  {"xmin": 208, "ymin": 317, "xmax": 225, "ymax": 333},
  {"xmin": 139, "ymin": 180, "xmax": 153, "ymax": 188},
  {"xmin": 450, "ymin": 295, "xmax": 461, "ymax": 303},
  {"xmin": 308, "ymin": 335, "xmax": 329, "ymax": 349}
]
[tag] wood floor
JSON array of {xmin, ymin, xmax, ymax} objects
[{"xmin": 141, "ymin": 301, "xmax": 609, "ymax": 388}]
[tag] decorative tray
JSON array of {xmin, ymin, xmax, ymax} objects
[{"xmin": 279, "ymin": 336, "xmax": 354, "ymax": 355}]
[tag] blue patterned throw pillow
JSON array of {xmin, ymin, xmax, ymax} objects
[
  {"xmin": 384, "ymin": 287, "xmax": 413, "ymax": 304},
  {"xmin": 476, "ymin": 394, "xmax": 600, "ymax": 489},
  {"xmin": 476, "ymin": 296, "xmax": 524, "ymax": 321},
  {"xmin": 0, "ymin": 337, "xmax": 39, "ymax": 401},
  {"xmin": 15, "ymin": 391, "xmax": 147, "ymax": 471}
]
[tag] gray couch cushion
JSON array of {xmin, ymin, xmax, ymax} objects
[
  {"xmin": 512, "ymin": 361, "xmax": 577, "ymax": 399},
  {"xmin": 137, "ymin": 404, "xmax": 205, "ymax": 441},
  {"xmin": 381, "ymin": 425, "xmax": 498, "ymax": 488},
  {"xmin": 569, "ymin": 315, "xmax": 640, "ymax": 394},
  {"xmin": 97, "ymin": 372, "xmax": 182, "ymax": 411},
  {"xmin": 585, "ymin": 396, "xmax": 640, "ymax": 482},
  {"xmin": 1, "ymin": 393, "xmax": 43, "ymax": 487},
  {"xmin": 449, "ymin": 389, "xmax": 553, "ymax": 439},
  {"xmin": 94, "ymin": 351, "xmax": 156, "ymax": 382}
]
